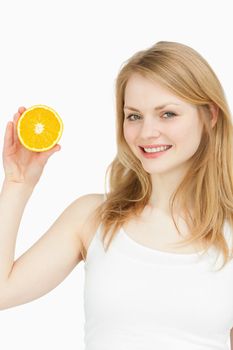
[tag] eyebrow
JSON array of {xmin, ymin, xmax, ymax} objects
[{"xmin": 123, "ymin": 103, "xmax": 180, "ymax": 112}]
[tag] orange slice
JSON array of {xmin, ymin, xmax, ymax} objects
[{"xmin": 17, "ymin": 104, "xmax": 64, "ymax": 152}]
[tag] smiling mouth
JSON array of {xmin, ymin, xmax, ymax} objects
[{"xmin": 139, "ymin": 145, "xmax": 173, "ymax": 153}]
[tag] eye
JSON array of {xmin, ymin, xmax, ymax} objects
[
  {"xmin": 163, "ymin": 111, "xmax": 176, "ymax": 119},
  {"xmin": 125, "ymin": 112, "xmax": 176, "ymax": 122},
  {"xmin": 125, "ymin": 114, "xmax": 141, "ymax": 122}
]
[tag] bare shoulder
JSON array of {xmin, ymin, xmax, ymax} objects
[
  {"xmin": 74, "ymin": 193, "xmax": 105, "ymax": 259},
  {"xmin": 74, "ymin": 193, "xmax": 104, "ymax": 222}
]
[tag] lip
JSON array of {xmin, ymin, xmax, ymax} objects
[
  {"xmin": 139, "ymin": 144, "xmax": 172, "ymax": 148},
  {"xmin": 139, "ymin": 145, "xmax": 173, "ymax": 159}
]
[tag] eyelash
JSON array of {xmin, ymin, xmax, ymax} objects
[{"xmin": 125, "ymin": 112, "xmax": 177, "ymax": 122}]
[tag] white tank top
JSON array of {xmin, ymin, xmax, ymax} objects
[{"xmin": 83, "ymin": 220, "xmax": 233, "ymax": 350}]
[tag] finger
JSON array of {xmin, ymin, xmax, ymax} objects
[
  {"xmin": 3, "ymin": 122, "xmax": 13, "ymax": 153},
  {"xmin": 13, "ymin": 108, "xmax": 25, "ymax": 129},
  {"xmin": 18, "ymin": 106, "xmax": 27, "ymax": 114},
  {"xmin": 46, "ymin": 144, "xmax": 61, "ymax": 156},
  {"xmin": 38, "ymin": 144, "xmax": 61, "ymax": 162},
  {"xmin": 13, "ymin": 106, "xmax": 26, "ymax": 142},
  {"xmin": 13, "ymin": 112, "xmax": 20, "ymax": 144},
  {"xmin": 13, "ymin": 112, "xmax": 21, "ymax": 122}
]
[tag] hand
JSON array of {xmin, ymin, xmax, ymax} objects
[{"xmin": 2, "ymin": 106, "xmax": 61, "ymax": 188}]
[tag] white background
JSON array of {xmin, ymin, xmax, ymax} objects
[{"xmin": 0, "ymin": 0, "xmax": 232, "ymax": 349}]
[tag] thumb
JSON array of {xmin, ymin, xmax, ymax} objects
[
  {"xmin": 38, "ymin": 144, "xmax": 61, "ymax": 162},
  {"xmin": 47, "ymin": 144, "xmax": 61, "ymax": 156}
]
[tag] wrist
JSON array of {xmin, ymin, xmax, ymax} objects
[{"xmin": 1, "ymin": 179, "xmax": 34, "ymax": 195}]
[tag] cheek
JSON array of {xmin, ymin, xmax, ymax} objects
[
  {"xmin": 176, "ymin": 122, "xmax": 202, "ymax": 152},
  {"xmin": 123, "ymin": 124, "xmax": 136, "ymax": 144}
]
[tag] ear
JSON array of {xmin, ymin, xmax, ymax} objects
[{"xmin": 209, "ymin": 103, "xmax": 219, "ymax": 128}]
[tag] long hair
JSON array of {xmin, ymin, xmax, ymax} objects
[{"xmin": 86, "ymin": 41, "xmax": 233, "ymax": 271}]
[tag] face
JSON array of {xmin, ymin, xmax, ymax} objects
[{"xmin": 123, "ymin": 73, "xmax": 204, "ymax": 176}]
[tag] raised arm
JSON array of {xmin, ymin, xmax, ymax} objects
[
  {"xmin": 0, "ymin": 187, "xmax": 102, "ymax": 310},
  {"xmin": 0, "ymin": 106, "xmax": 102, "ymax": 310}
]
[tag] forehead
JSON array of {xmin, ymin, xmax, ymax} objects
[{"xmin": 124, "ymin": 73, "xmax": 188, "ymax": 107}]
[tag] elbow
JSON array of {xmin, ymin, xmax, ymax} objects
[
  {"xmin": 0, "ymin": 283, "xmax": 11, "ymax": 311},
  {"xmin": 0, "ymin": 291, "xmax": 7, "ymax": 311}
]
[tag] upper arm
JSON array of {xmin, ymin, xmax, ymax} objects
[{"xmin": 0, "ymin": 193, "xmax": 103, "ymax": 310}]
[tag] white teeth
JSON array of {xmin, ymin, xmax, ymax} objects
[{"xmin": 143, "ymin": 146, "xmax": 171, "ymax": 153}]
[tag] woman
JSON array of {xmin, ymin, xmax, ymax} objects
[{"xmin": 0, "ymin": 41, "xmax": 233, "ymax": 349}]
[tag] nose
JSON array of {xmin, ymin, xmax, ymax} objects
[{"xmin": 139, "ymin": 116, "xmax": 162, "ymax": 138}]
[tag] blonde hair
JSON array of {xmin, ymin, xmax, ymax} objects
[{"xmin": 87, "ymin": 41, "xmax": 233, "ymax": 271}]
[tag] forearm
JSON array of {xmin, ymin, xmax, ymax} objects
[{"xmin": 0, "ymin": 180, "xmax": 33, "ymax": 283}]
